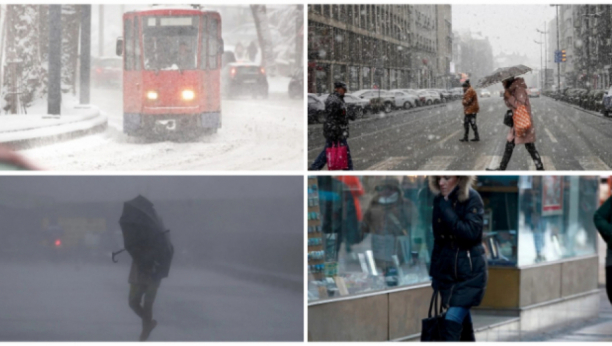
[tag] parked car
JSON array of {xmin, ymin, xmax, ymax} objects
[
  {"xmin": 352, "ymin": 89, "xmax": 394, "ymax": 113},
  {"xmin": 451, "ymin": 87, "xmax": 464, "ymax": 100},
  {"xmin": 398, "ymin": 89, "xmax": 423, "ymax": 106},
  {"xmin": 416, "ymin": 90, "xmax": 435, "ymax": 106},
  {"xmin": 308, "ymin": 93, "xmax": 326, "ymax": 124},
  {"xmin": 389, "ymin": 89, "xmax": 418, "ymax": 109},
  {"xmin": 479, "ymin": 89, "xmax": 491, "ymax": 98},
  {"xmin": 603, "ymin": 88, "xmax": 612, "ymax": 117},
  {"xmin": 221, "ymin": 62, "xmax": 268, "ymax": 99},
  {"xmin": 589, "ymin": 89, "xmax": 606, "ymax": 112},
  {"xmin": 91, "ymin": 56, "xmax": 122, "ymax": 88},
  {"xmin": 527, "ymin": 88, "xmax": 541, "ymax": 98},
  {"xmin": 288, "ymin": 70, "xmax": 303, "ymax": 99},
  {"xmin": 320, "ymin": 93, "xmax": 368, "ymax": 119},
  {"xmin": 423, "ymin": 90, "xmax": 442, "ymax": 104}
]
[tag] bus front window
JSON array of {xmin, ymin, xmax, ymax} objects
[{"xmin": 143, "ymin": 15, "xmax": 200, "ymax": 71}]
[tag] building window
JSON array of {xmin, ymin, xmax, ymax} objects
[
  {"xmin": 349, "ymin": 66, "xmax": 359, "ymax": 91},
  {"xmin": 362, "ymin": 66, "xmax": 372, "ymax": 89}
]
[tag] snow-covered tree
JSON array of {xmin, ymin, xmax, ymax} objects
[{"xmin": 250, "ymin": 5, "xmax": 275, "ymax": 72}]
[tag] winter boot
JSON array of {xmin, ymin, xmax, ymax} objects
[
  {"xmin": 526, "ymin": 143, "xmax": 545, "ymax": 170},
  {"xmin": 139, "ymin": 319, "xmax": 157, "ymax": 342},
  {"xmin": 460, "ymin": 319, "xmax": 476, "ymax": 341},
  {"xmin": 440, "ymin": 319, "xmax": 463, "ymax": 341},
  {"xmin": 470, "ymin": 119, "xmax": 480, "ymax": 141},
  {"xmin": 486, "ymin": 140, "xmax": 514, "ymax": 170}
]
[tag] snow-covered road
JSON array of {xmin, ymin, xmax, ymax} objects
[{"xmin": 20, "ymin": 80, "xmax": 303, "ymax": 171}]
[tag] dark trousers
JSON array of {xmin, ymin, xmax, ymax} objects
[
  {"xmin": 463, "ymin": 114, "xmax": 479, "ymax": 139},
  {"xmin": 129, "ymin": 283, "xmax": 159, "ymax": 323},
  {"xmin": 310, "ymin": 139, "xmax": 354, "ymax": 170},
  {"xmin": 499, "ymin": 139, "xmax": 544, "ymax": 170}
]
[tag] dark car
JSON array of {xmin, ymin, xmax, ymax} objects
[
  {"xmin": 91, "ymin": 56, "xmax": 122, "ymax": 88},
  {"xmin": 288, "ymin": 71, "xmax": 303, "ymax": 99},
  {"xmin": 221, "ymin": 62, "xmax": 268, "ymax": 99},
  {"xmin": 308, "ymin": 93, "xmax": 326, "ymax": 124},
  {"xmin": 602, "ymin": 88, "xmax": 612, "ymax": 117}
]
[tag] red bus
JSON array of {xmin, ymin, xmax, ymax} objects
[{"xmin": 116, "ymin": 6, "xmax": 223, "ymax": 136}]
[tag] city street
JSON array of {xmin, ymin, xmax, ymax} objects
[
  {"xmin": 308, "ymin": 96, "xmax": 612, "ymax": 170},
  {"xmin": 0, "ymin": 262, "xmax": 302, "ymax": 341},
  {"xmin": 19, "ymin": 80, "xmax": 303, "ymax": 171}
]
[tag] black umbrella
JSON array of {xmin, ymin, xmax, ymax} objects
[
  {"xmin": 477, "ymin": 65, "xmax": 532, "ymax": 88},
  {"xmin": 112, "ymin": 195, "xmax": 174, "ymax": 280}
]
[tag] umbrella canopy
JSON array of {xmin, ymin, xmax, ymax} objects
[
  {"xmin": 119, "ymin": 195, "xmax": 174, "ymax": 279},
  {"xmin": 477, "ymin": 65, "xmax": 532, "ymax": 88}
]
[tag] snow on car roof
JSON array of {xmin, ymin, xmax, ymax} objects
[{"xmin": 130, "ymin": 5, "xmax": 216, "ymax": 14}]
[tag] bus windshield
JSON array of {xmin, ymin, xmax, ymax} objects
[{"xmin": 142, "ymin": 15, "xmax": 200, "ymax": 70}]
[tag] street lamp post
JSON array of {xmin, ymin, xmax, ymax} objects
[
  {"xmin": 537, "ymin": 25, "xmax": 548, "ymax": 89},
  {"xmin": 535, "ymin": 40, "xmax": 543, "ymax": 90},
  {"xmin": 550, "ymin": 5, "xmax": 561, "ymax": 91}
]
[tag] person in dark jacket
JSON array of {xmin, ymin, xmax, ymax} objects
[
  {"xmin": 309, "ymin": 81, "xmax": 355, "ymax": 170},
  {"xmin": 594, "ymin": 195, "xmax": 612, "ymax": 305},
  {"xmin": 460, "ymin": 80, "xmax": 480, "ymax": 142},
  {"xmin": 128, "ymin": 250, "xmax": 163, "ymax": 341},
  {"xmin": 319, "ymin": 176, "xmax": 360, "ymax": 260},
  {"xmin": 429, "ymin": 176, "xmax": 488, "ymax": 341}
]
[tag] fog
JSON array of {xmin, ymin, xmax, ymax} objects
[{"xmin": 0, "ymin": 176, "xmax": 303, "ymax": 341}]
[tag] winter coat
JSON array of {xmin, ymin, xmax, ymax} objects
[
  {"xmin": 319, "ymin": 178, "xmax": 361, "ymax": 248},
  {"xmin": 504, "ymin": 78, "xmax": 536, "ymax": 144},
  {"xmin": 129, "ymin": 260, "xmax": 162, "ymax": 286},
  {"xmin": 334, "ymin": 176, "xmax": 365, "ymax": 221},
  {"xmin": 429, "ymin": 176, "xmax": 488, "ymax": 309},
  {"xmin": 594, "ymin": 196, "xmax": 612, "ymax": 267},
  {"xmin": 361, "ymin": 179, "xmax": 416, "ymax": 268},
  {"xmin": 462, "ymin": 87, "xmax": 480, "ymax": 115},
  {"xmin": 323, "ymin": 92, "xmax": 353, "ymax": 141}
]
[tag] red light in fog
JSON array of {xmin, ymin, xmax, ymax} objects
[
  {"xmin": 96, "ymin": 68, "xmax": 103, "ymax": 74},
  {"xmin": 54, "ymin": 239, "xmax": 61, "ymax": 247},
  {"xmin": 260, "ymin": 67, "xmax": 265, "ymax": 74},
  {"xmin": 230, "ymin": 68, "xmax": 236, "ymax": 77}
]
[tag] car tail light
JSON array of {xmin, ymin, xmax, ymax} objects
[
  {"xmin": 96, "ymin": 68, "xmax": 103, "ymax": 74},
  {"xmin": 230, "ymin": 68, "xmax": 236, "ymax": 77},
  {"xmin": 260, "ymin": 67, "xmax": 266, "ymax": 74},
  {"xmin": 54, "ymin": 239, "xmax": 61, "ymax": 247}
]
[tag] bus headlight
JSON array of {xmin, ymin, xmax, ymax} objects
[
  {"xmin": 146, "ymin": 91, "xmax": 158, "ymax": 100},
  {"xmin": 182, "ymin": 90, "xmax": 195, "ymax": 101}
]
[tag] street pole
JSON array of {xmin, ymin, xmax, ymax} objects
[
  {"xmin": 535, "ymin": 40, "xmax": 543, "ymax": 90},
  {"xmin": 79, "ymin": 5, "xmax": 91, "ymax": 105},
  {"xmin": 48, "ymin": 4, "xmax": 62, "ymax": 115},
  {"xmin": 556, "ymin": 5, "xmax": 561, "ymax": 91},
  {"xmin": 98, "ymin": 5, "xmax": 104, "ymax": 56},
  {"xmin": 537, "ymin": 25, "xmax": 548, "ymax": 89}
]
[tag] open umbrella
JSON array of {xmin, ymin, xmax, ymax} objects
[
  {"xmin": 476, "ymin": 65, "xmax": 532, "ymax": 88},
  {"xmin": 112, "ymin": 195, "xmax": 174, "ymax": 279}
]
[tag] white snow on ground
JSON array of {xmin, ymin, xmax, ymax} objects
[{"xmin": 19, "ymin": 76, "xmax": 303, "ymax": 171}]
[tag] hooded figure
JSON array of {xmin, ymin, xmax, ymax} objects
[
  {"xmin": 487, "ymin": 77, "xmax": 544, "ymax": 170},
  {"xmin": 460, "ymin": 80, "xmax": 480, "ymax": 142},
  {"xmin": 361, "ymin": 177, "xmax": 416, "ymax": 279},
  {"xmin": 428, "ymin": 176, "xmax": 487, "ymax": 342}
]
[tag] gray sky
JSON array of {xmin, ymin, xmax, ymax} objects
[
  {"xmin": 0, "ymin": 176, "xmax": 302, "ymax": 202},
  {"xmin": 453, "ymin": 5, "xmax": 557, "ymax": 68}
]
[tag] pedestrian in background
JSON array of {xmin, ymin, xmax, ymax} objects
[
  {"xmin": 460, "ymin": 80, "xmax": 480, "ymax": 142},
  {"xmin": 594, "ymin": 195, "xmax": 612, "ymax": 305},
  {"xmin": 428, "ymin": 176, "xmax": 488, "ymax": 341},
  {"xmin": 309, "ymin": 81, "xmax": 355, "ymax": 170},
  {"xmin": 487, "ymin": 77, "xmax": 544, "ymax": 170}
]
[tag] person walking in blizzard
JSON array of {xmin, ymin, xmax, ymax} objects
[
  {"xmin": 460, "ymin": 80, "xmax": 480, "ymax": 142},
  {"xmin": 487, "ymin": 77, "xmax": 544, "ymax": 170},
  {"xmin": 128, "ymin": 251, "xmax": 162, "ymax": 341},
  {"xmin": 309, "ymin": 81, "xmax": 355, "ymax": 170},
  {"xmin": 428, "ymin": 176, "xmax": 488, "ymax": 341}
]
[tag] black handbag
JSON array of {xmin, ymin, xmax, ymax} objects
[
  {"xmin": 421, "ymin": 289, "xmax": 447, "ymax": 341},
  {"xmin": 503, "ymin": 109, "xmax": 514, "ymax": 127}
]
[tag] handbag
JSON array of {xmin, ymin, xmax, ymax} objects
[
  {"xmin": 326, "ymin": 142, "xmax": 348, "ymax": 170},
  {"xmin": 513, "ymin": 104, "xmax": 532, "ymax": 137},
  {"xmin": 503, "ymin": 109, "xmax": 514, "ymax": 127},
  {"xmin": 421, "ymin": 289, "xmax": 447, "ymax": 341}
]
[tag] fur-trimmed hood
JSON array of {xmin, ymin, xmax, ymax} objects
[{"xmin": 428, "ymin": 176, "xmax": 477, "ymax": 202}]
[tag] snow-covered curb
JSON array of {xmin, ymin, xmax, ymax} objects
[{"xmin": 0, "ymin": 107, "xmax": 107, "ymax": 150}]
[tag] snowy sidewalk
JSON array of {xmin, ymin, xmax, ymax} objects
[{"xmin": 0, "ymin": 100, "xmax": 107, "ymax": 150}]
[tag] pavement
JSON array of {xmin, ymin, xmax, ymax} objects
[
  {"xmin": 523, "ymin": 288, "xmax": 612, "ymax": 341},
  {"xmin": 0, "ymin": 101, "xmax": 107, "ymax": 151},
  {"xmin": 308, "ymin": 96, "xmax": 612, "ymax": 170}
]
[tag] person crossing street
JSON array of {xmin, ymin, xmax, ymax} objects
[{"xmin": 460, "ymin": 80, "xmax": 480, "ymax": 142}]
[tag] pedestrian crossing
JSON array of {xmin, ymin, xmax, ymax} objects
[{"xmin": 360, "ymin": 154, "xmax": 610, "ymax": 170}]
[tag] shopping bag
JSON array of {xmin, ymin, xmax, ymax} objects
[
  {"xmin": 513, "ymin": 104, "xmax": 532, "ymax": 137},
  {"xmin": 421, "ymin": 290, "xmax": 446, "ymax": 341},
  {"xmin": 326, "ymin": 142, "xmax": 348, "ymax": 170}
]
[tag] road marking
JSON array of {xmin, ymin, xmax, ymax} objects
[
  {"xmin": 367, "ymin": 157, "xmax": 408, "ymax": 170},
  {"xmin": 528, "ymin": 156, "xmax": 556, "ymax": 171},
  {"xmin": 544, "ymin": 128, "xmax": 558, "ymax": 143},
  {"xmin": 419, "ymin": 156, "xmax": 455, "ymax": 170},
  {"xmin": 578, "ymin": 156, "xmax": 610, "ymax": 170},
  {"xmin": 473, "ymin": 155, "xmax": 497, "ymax": 170}
]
